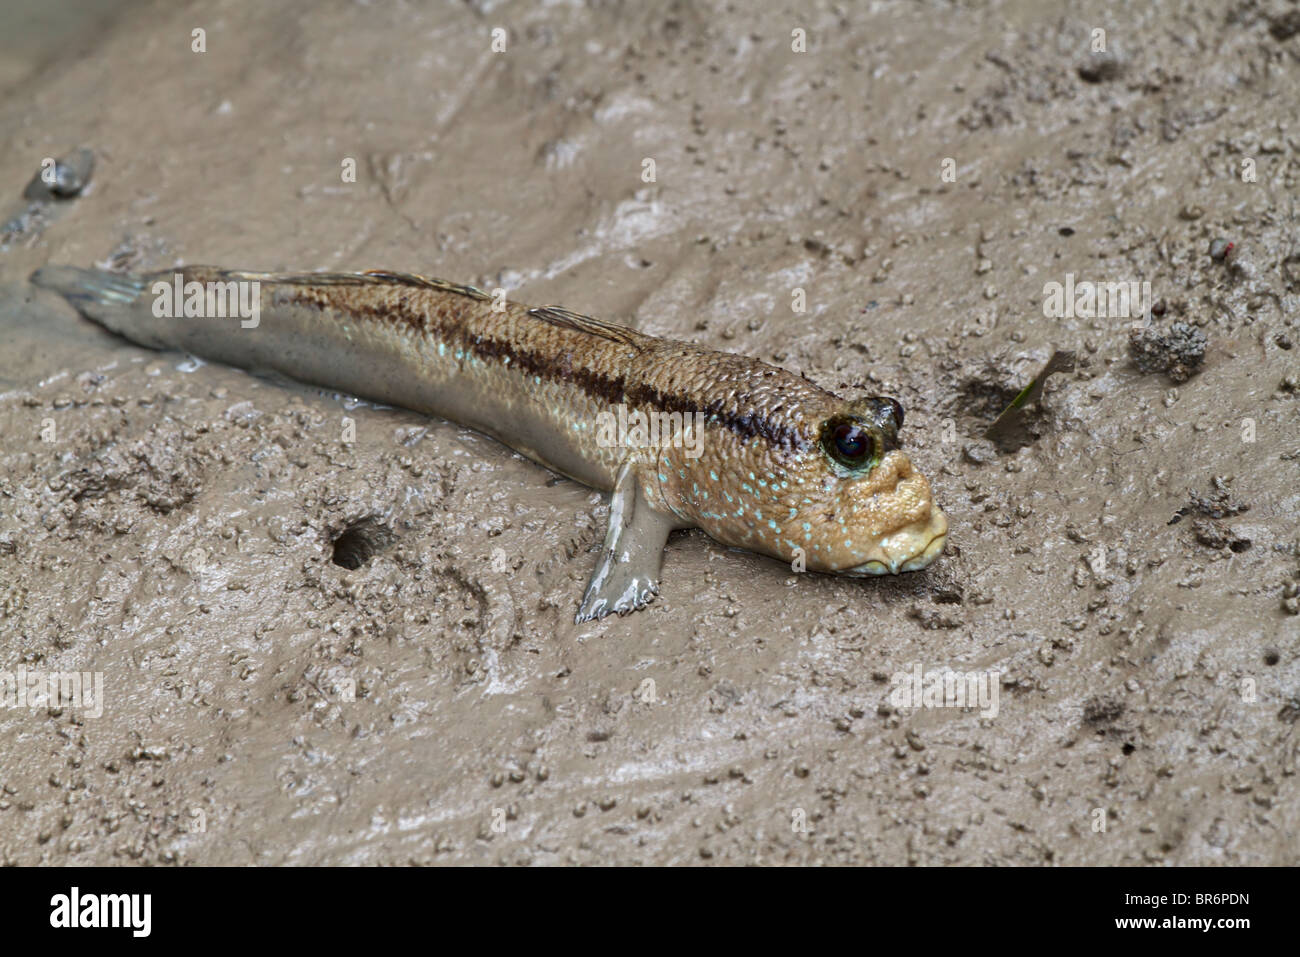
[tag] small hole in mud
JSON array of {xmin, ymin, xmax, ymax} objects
[
  {"xmin": 1264, "ymin": 649, "xmax": 1280, "ymax": 666},
  {"xmin": 330, "ymin": 519, "xmax": 393, "ymax": 570},
  {"xmin": 952, "ymin": 378, "xmax": 1035, "ymax": 453},
  {"xmin": 952, "ymin": 358, "xmax": 1068, "ymax": 455},
  {"xmin": 956, "ymin": 379, "xmax": 1022, "ymax": 424},
  {"xmin": 1121, "ymin": 742, "xmax": 1135, "ymax": 756}
]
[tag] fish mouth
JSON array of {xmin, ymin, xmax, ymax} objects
[{"xmin": 841, "ymin": 508, "xmax": 949, "ymax": 577}]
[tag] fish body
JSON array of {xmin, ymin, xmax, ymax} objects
[{"xmin": 31, "ymin": 265, "xmax": 948, "ymax": 620}]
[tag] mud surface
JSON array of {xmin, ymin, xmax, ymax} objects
[{"xmin": 1, "ymin": 0, "xmax": 1297, "ymax": 865}]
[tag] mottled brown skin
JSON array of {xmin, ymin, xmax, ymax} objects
[{"xmin": 31, "ymin": 264, "xmax": 948, "ymax": 608}]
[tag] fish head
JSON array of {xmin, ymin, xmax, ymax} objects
[
  {"xmin": 667, "ymin": 393, "xmax": 948, "ymax": 576},
  {"xmin": 801, "ymin": 396, "xmax": 949, "ymax": 576}
]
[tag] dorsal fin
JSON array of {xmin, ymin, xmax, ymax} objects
[
  {"xmin": 210, "ymin": 269, "xmax": 494, "ymax": 304},
  {"xmin": 192, "ymin": 269, "xmax": 644, "ymax": 345},
  {"xmin": 527, "ymin": 305, "xmax": 646, "ymax": 350},
  {"xmin": 359, "ymin": 270, "xmax": 493, "ymax": 302}
]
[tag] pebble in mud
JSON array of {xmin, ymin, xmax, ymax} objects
[
  {"xmin": 1191, "ymin": 518, "xmax": 1251, "ymax": 554},
  {"xmin": 23, "ymin": 148, "xmax": 95, "ymax": 201},
  {"xmin": 1128, "ymin": 322, "xmax": 1207, "ymax": 382},
  {"xmin": 1186, "ymin": 480, "xmax": 1250, "ymax": 521},
  {"xmin": 45, "ymin": 160, "xmax": 90, "ymax": 198},
  {"xmin": 2, "ymin": 147, "xmax": 95, "ymax": 243},
  {"xmin": 1077, "ymin": 50, "xmax": 1125, "ymax": 83},
  {"xmin": 1269, "ymin": 10, "xmax": 1300, "ymax": 41}
]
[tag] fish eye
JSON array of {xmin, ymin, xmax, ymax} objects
[
  {"xmin": 821, "ymin": 417, "xmax": 881, "ymax": 470},
  {"xmin": 833, "ymin": 423, "xmax": 868, "ymax": 458}
]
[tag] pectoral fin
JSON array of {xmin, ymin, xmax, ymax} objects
[{"xmin": 576, "ymin": 461, "xmax": 679, "ymax": 623}]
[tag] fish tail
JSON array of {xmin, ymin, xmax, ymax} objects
[{"xmin": 29, "ymin": 266, "xmax": 167, "ymax": 347}]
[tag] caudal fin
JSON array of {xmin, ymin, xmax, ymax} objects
[
  {"xmin": 31, "ymin": 265, "xmax": 147, "ymax": 305},
  {"xmin": 30, "ymin": 265, "xmax": 162, "ymax": 346}
]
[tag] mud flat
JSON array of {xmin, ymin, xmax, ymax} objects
[{"xmin": 0, "ymin": 0, "xmax": 1296, "ymax": 865}]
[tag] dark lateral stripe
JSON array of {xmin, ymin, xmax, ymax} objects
[
  {"xmin": 283, "ymin": 288, "xmax": 809, "ymax": 453},
  {"xmin": 624, "ymin": 383, "xmax": 806, "ymax": 452}
]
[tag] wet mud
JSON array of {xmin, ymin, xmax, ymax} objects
[{"xmin": 0, "ymin": 0, "xmax": 1297, "ymax": 864}]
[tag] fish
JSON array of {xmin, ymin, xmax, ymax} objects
[{"xmin": 30, "ymin": 264, "xmax": 949, "ymax": 622}]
